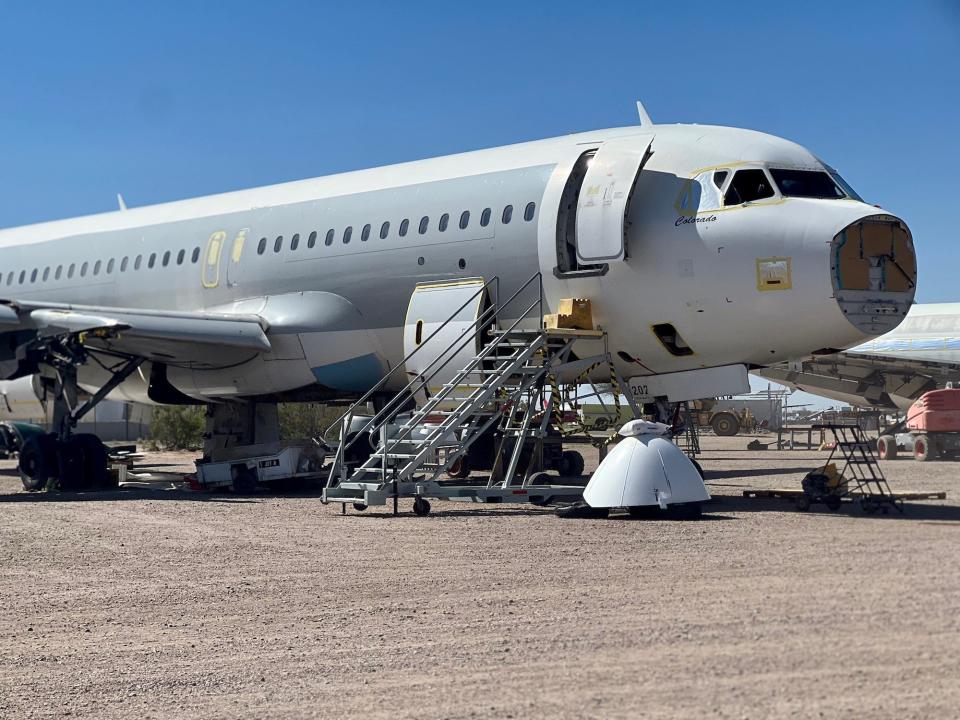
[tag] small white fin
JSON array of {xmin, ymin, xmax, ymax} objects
[
  {"xmin": 117, "ymin": 193, "xmax": 127, "ymax": 211},
  {"xmin": 635, "ymin": 100, "xmax": 654, "ymax": 127}
]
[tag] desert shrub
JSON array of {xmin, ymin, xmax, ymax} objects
[
  {"xmin": 278, "ymin": 403, "xmax": 343, "ymax": 441},
  {"xmin": 148, "ymin": 405, "xmax": 205, "ymax": 450}
]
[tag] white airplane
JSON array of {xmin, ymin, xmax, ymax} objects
[
  {"xmin": 758, "ymin": 302, "xmax": 959, "ymax": 410},
  {"xmin": 0, "ymin": 103, "xmax": 916, "ymax": 488}
]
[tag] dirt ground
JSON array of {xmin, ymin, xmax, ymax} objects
[{"xmin": 1, "ymin": 434, "xmax": 958, "ymax": 719}]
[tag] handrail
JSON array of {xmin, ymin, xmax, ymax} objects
[
  {"xmin": 321, "ymin": 276, "xmax": 498, "ymax": 444},
  {"xmin": 326, "ymin": 271, "xmax": 543, "ymax": 482}
]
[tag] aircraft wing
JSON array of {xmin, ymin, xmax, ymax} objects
[
  {"xmin": 0, "ymin": 298, "xmax": 271, "ymax": 378},
  {"xmin": 755, "ymin": 350, "xmax": 960, "ymax": 410}
]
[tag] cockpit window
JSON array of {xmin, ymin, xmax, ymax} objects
[
  {"xmin": 769, "ymin": 169, "xmax": 844, "ymax": 199},
  {"xmin": 724, "ymin": 169, "xmax": 775, "ymax": 206},
  {"xmin": 713, "ymin": 170, "xmax": 728, "ymax": 189},
  {"xmin": 828, "ymin": 170, "xmax": 863, "ymax": 202}
]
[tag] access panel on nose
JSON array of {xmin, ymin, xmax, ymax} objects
[{"xmin": 575, "ymin": 136, "xmax": 654, "ymax": 264}]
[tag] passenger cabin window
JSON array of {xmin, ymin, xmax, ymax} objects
[
  {"xmin": 307, "ymin": 231, "xmax": 317, "ymax": 248},
  {"xmin": 177, "ymin": 249, "xmax": 185, "ymax": 265},
  {"xmin": 290, "ymin": 233, "xmax": 300, "ymax": 251},
  {"xmin": 192, "ymin": 247, "xmax": 200, "ymax": 263},
  {"xmin": 769, "ymin": 169, "xmax": 845, "ymax": 199},
  {"xmin": 69, "ymin": 263, "xmax": 76, "ymax": 278},
  {"xmin": 42, "ymin": 268, "xmax": 50, "ymax": 281},
  {"xmin": 419, "ymin": 216, "xmax": 429, "ymax": 234},
  {"xmin": 161, "ymin": 252, "xmax": 169, "ymax": 267},
  {"xmin": 30, "ymin": 269, "xmax": 37, "ymax": 283},
  {"xmin": 107, "ymin": 259, "xmax": 115, "ymax": 273},
  {"xmin": 258, "ymin": 237, "xmax": 267, "ymax": 255},
  {"xmin": 121, "ymin": 257, "xmax": 129, "ymax": 272},
  {"xmin": 459, "ymin": 210, "xmax": 470, "ymax": 229},
  {"xmin": 81, "ymin": 261, "xmax": 89, "ymax": 276},
  {"xmin": 361, "ymin": 224, "xmax": 371, "ymax": 241},
  {"xmin": 147, "ymin": 254, "xmax": 156, "ymax": 269},
  {"xmin": 343, "ymin": 226, "xmax": 353, "ymax": 244},
  {"xmin": 94, "ymin": 260, "xmax": 102, "ymax": 275},
  {"xmin": 274, "ymin": 236, "xmax": 282, "ymax": 253},
  {"xmin": 524, "ymin": 202, "xmax": 536, "ymax": 221},
  {"xmin": 134, "ymin": 256, "xmax": 142, "ymax": 271},
  {"xmin": 502, "ymin": 205, "xmax": 513, "ymax": 224},
  {"xmin": 724, "ymin": 169, "xmax": 775, "ymax": 206},
  {"xmin": 380, "ymin": 221, "xmax": 390, "ymax": 239},
  {"xmin": 439, "ymin": 213, "xmax": 449, "ymax": 232},
  {"xmin": 18, "ymin": 270, "xmax": 25, "ymax": 284},
  {"xmin": 325, "ymin": 229, "xmax": 335, "ymax": 246},
  {"xmin": 55, "ymin": 266, "xmax": 63, "ymax": 280},
  {"xmin": 399, "ymin": 219, "xmax": 409, "ymax": 237},
  {"xmin": 480, "ymin": 208, "xmax": 491, "ymax": 227}
]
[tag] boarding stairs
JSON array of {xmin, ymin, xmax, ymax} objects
[
  {"xmin": 321, "ymin": 273, "xmax": 639, "ymax": 512},
  {"xmin": 813, "ymin": 423, "xmax": 903, "ymax": 514}
]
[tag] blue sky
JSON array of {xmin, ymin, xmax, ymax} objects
[{"xmin": 0, "ymin": 1, "xmax": 957, "ymax": 405}]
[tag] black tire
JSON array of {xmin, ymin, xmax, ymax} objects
[
  {"xmin": 352, "ymin": 502, "xmax": 368, "ymax": 512},
  {"xmin": 876, "ymin": 435, "xmax": 898, "ymax": 460},
  {"xmin": 71, "ymin": 434, "xmax": 109, "ymax": 488},
  {"xmin": 825, "ymin": 495, "xmax": 843, "ymax": 512},
  {"xmin": 795, "ymin": 495, "xmax": 811, "ymax": 512},
  {"xmin": 231, "ymin": 467, "xmax": 257, "ymax": 493},
  {"xmin": 913, "ymin": 434, "xmax": 933, "ymax": 462},
  {"xmin": 19, "ymin": 433, "xmax": 57, "ymax": 492},
  {"xmin": 57, "ymin": 439, "xmax": 87, "ymax": 491},
  {"xmin": 412, "ymin": 497, "xmax": 431, "ymax": 516},
  {"xmin": 593, "ymin": 417, "xmax": 609, "ymax": 431},
  {"xmin": 446, "ymin": 454, "xmax": 470, "ymax": 479},
  {"xmin": 562, "ymin": 450, "xmax": 585, "ymax": 477},
  {"xmin": 711, "ymin": 412, "xmax": 740, "ymax": 437}
]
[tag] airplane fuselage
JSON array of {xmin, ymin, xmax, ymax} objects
[{"xmin": 0, "ymin": 123, "xmax": 917, "ymax": 405}]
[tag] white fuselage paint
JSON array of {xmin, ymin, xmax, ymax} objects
[{"xmin": 0, "ymin": 123, "xmax": 915, "ymax": 404}]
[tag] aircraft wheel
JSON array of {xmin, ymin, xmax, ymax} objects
[
  {"xmin": 711, "ymin": 412, "xmax": 740, "ymax": 437},
  {"xmin": 562, "ymin": 450, "xmax": 585, "ymax": 477},
  {"xmin": 19, "ymin": 433, "xmax": 57, "ymax": 492},
  {"xmin": 876, "ymin": 435, "xmax": 897, "ymax": 460},
  {"xmin": 412, "ymin": 497, "xmax": 431, "ymax": 516},
  {"xmin": 57, "ymin": 439, "xmax": 88, "ymax": 491},
  {"xmin": 71, "ymin": 434, "xmax": 109, "ymax": 488},
  {"xmin": 913, "ymin": 434, "xmax": 933, "ymax": 462},
  {"xmin": 446, "ymin": 454, "xmax": 470, "ymax": 479}
]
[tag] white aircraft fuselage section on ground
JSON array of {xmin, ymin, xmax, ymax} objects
[{"xmin": 0, "ymin": 121, "xmax": 916, "ymax": 406}]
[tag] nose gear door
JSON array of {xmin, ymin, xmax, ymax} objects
[{"xmin": 575, "ymin": 135, "xmax": 654, "ymax": 264}]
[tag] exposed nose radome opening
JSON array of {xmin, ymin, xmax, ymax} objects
[{"xmin": 831, "ymin": 214, "xmax": 916, "ymax": 335}]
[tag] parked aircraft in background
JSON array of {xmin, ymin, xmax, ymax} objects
[
  {"xmin": 758, "ymin": 303, "xmax": 959, "ymax": 410},
  {"xmin": 0, "ymin": 104, "xmax": 916, "ymax": 488}
]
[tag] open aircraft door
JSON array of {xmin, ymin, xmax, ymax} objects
[
  {"xmin": 575, "ymin": 135, "xmax": 654, "ymax": 264},
  {"xmin": 404, "ymin": 278, "xmax": 491, "ymax": 407}
]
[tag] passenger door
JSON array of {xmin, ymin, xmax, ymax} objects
[{"xmin": 575, "ymin": 136, "xmax": 654, "ymax": 264}]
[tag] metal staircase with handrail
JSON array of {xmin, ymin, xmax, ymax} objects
[{"xmin": 320, "ymin": 272, "xmax": 640, "ymax": 515}]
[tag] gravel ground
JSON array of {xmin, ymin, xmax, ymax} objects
[{"xmin": 1, "ymin": 434, "xmax": 958, "ymax": 719}]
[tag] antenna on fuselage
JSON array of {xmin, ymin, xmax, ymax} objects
[
  {"xmin": 635, "ymin": 100, "xmax": 654, "ymax": 127},
  {"xmin": 117, "ymin": 193, "xmax": 128, "ymax": 211}
]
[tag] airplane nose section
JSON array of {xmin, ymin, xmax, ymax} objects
[{"xmin": 830, "ymin": 213, "xmax": 916, "ymax": 336}]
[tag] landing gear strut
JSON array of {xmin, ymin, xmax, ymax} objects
[{"xmin": 18, "ymin": 338, "xmax": 143, "ymax": 491}]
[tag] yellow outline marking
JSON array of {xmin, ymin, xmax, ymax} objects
[
  {"xmin": 202, "ymin": 231, "xmax": 226, "ymax": 289},
  {"xmin": 755, "ymin": 257, "xmax": 793, "ymax": 292}
]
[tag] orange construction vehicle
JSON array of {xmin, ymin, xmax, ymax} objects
[{"xmin": 876, "ymin": 388, "xmax": 960, "ymax": 462}]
